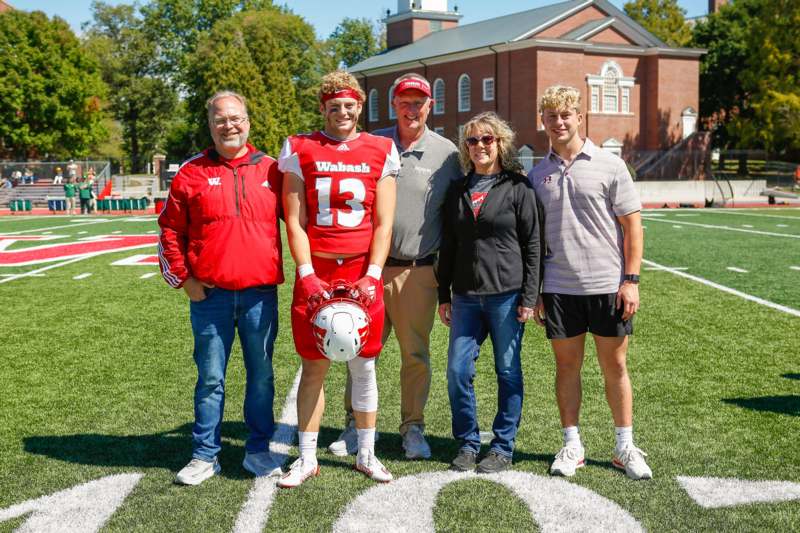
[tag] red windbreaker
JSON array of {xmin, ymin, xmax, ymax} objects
[{"xmin": 158, "ymin": 144, "xmax": 284, "ymax": 290}]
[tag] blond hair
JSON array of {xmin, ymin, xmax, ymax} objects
[
  {"xmin": 458, "ymin": 112, "xmax": 522, "ymax": 174},
  {"xmin": 318, "ymin": 70, "xmax": 366, "ymax": 103},
  {"xmin": 538, "ymin": 85, "xmax": 582, "ymax": 114}
]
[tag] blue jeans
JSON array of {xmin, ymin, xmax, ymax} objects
[
  {"xmin": 447, "ymin": 291, "xmax": 524, "ymax": 458},
  {"xmin": 189, "ymin": 285, "xmax": 278, "ymax": 461}
]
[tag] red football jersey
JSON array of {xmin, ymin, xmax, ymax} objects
[{"xmin": 279, "ymin": 131, "xmax": 400, "ymax": 255}]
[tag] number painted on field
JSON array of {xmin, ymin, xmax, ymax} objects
[
  {"xmin": 0, "ymin": 473, "xmax": 142, "ymax": 532},
  {"xmin": 315, "ymin": 177, "xmax": 365, "ymax": 228},
  {"xmin": 333, "ymin": 470, "xmax": 644, "ymax": 532}
]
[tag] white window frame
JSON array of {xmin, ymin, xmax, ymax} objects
[
  {"xmin": 602, "ymin": 68, "xmax": 618, "ymax": 113},
  {"xmin": 388, "ymin": 87, "xmax": 396, "ymax": 120},
  {"xmin": 433, "ymin": 78, "xmax": 445, "ymax": 115},
  {"xmin": 458, "ymin": 74, "xmax": 471, "ymax": 113},
  {"xmin": 368, "ymin": 89, "xmax": 379, "ymax": 122},
  {"xmin": 586, "ymin": 61, "xmax": 635, "ymax": 115},
  {"xmin": 482, "ymin": 77, "xmax": 495, "ymax": 101}
]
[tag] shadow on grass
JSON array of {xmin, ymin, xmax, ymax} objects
[
  {"xmin": 723, "ymin": 395, "xmax": 800, "ymax": 416},
  {"xmin": 24, "ymin": 421, "xmax": 256, "ymax": 480},
  {"xmin": 782, "ymin": 373, "xmax": 800, "ymax": 381}
]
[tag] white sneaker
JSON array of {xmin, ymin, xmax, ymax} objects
[
  {"xmin": 243, "ymin": 451, "xmax": 282, "ymax": 478},
  {"xmin": 277, "ymin": 457, "xmax": 320, "ymax": 488},
  {"xmin": 355, "ymin": 449, "xmax": 393, "ymax": 483},
  {"xmin": 550, "ymin": 445, "xmax": 585, "ymax": 477},
  {"xmin": 402, "ymin": 425, "xmax": 432, "ymax": 459},
  {"xmin": 175, "ymin": 458, "xmax": 220, "ymax": 485},
  {"xmin": 613, "ymin": 445, "xmax": 653, "ymax": 480},
  {"xmin": 328, "ymin": 421, "xmax": 379, "ymax": 456}
]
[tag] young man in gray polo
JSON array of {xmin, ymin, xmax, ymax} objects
[
  {"xmin": 328, "ymin": 73, "xmax": 461, "ymax": 459},
  {"xmin": 529, "ymin": 85, "xmax": 651, "ymax": 480}
]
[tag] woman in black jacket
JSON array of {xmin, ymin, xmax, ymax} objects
[{"xmin": 437, "ymin": 112, "xmax": 541, "ymax": 474}]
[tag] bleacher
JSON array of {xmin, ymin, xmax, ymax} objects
[{"xmin": 1, "ymin": 177, "xmax": 100, "ymax": 208}]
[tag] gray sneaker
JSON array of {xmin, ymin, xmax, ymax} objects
[
  {"xmin": 476, "ymin": 451, "xmax": 512, "ymax": 474},
  {"xmin": 328, "ymin": 420, "xmax": 379, "ymax": 457},
  {"xmin": 175, "ymin": 457, "xmax": 220, "ymax": 486},
  {"xmin": 243, "ymin": 451, "xmax": 282, "ymax": 478},
  {"xmin": 450, "ymin": 449, "xmax": 477, "ymax": 472},
  {"xmin": 402, "ymin": 425, "xmax": 432, "ymax": 459}
]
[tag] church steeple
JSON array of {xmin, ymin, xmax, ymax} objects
[{"xmin": 385, "ymin": 0, "xmax": 461, "ymax": 49}]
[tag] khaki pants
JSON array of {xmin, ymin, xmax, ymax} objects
[{"xmin": 344, "ymin": 265, "xmax": 438, "ymax": 434}]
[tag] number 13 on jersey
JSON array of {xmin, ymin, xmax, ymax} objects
[{"xmin": 314, "ymin": 177, "xmax": 366, "ymax": 228}]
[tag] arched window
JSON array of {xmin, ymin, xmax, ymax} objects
[
  {"xmin": 433, "ymin": 78, "xmax": 445, "ymax": 115},
  {"xmin": 458, "ymin": 74, "xmax": 471, "ymax": 112},
  {"xmin": 603, "ymin": 67, "xmax": 619, "ymax": 113},
  {"xmin": 388, "ymin": 87, "xmax": 396, "ymax": 120},
  {"xmin": 368, "ymin": 89, "xmax": 379, "ymax": 122}
]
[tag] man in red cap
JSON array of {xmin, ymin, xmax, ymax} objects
[{"xmin": 329, "ymin": 72, "xmax": 462, "ymax": 460}]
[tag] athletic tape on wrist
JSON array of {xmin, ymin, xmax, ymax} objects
[
  {"xmin": 297, "ymin": 264, "xmax": 314, "ymax": 279},
  {"xmin": 366, "ymin": 264, "xmax": 382, "ymax": 280}
]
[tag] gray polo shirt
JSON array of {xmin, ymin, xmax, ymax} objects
[
  {"xmin": 374, "ymin": 126, "xmax": 461, "ymax": 261},
  {"xmin": 528, "ymin": 138, "xmax": 641, "ymax": 295}
]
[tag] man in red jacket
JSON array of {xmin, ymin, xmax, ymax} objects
[{"xmin": 158, "ymin": 91, "xmax": 284, "ymax": 486}]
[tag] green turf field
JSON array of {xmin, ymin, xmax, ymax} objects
[{"xmin": 0, "ymin": 210, "xmax": 798, "ymax": 532}]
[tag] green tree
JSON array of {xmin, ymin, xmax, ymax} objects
[
  {"xmin": 328, "ymin": 18, "xmax": 382, "ymax": 69},
  {"xmin": 182, "ymin": 8, "xmax": 324, "ymax": 157},
  {"xmin": 624, "ymin": 0, "xmax": 692, "ymax": 47},
  {"xmin": 141, "ymin": 0, "xmax": 275, "ymax": 84},
  {"xmin": 735, "ymin": 0, "xmax": 800, "ymax": 155},
  {"xmin": 0, "ymin": 10, "xmax": 106, "ymax": 159},
  {"xmin": 84, "ymin": 2, "xmax": 178, "ymax": 172}
]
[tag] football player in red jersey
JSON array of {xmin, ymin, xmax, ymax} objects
[{"xmin": 278, "ymin": 70, "xmax": 399, "ymax": 487}]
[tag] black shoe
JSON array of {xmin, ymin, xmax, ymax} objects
[
  {"xmin": 476, "ymin": 451, "xmax": 512, "ymax": 474},
  {"xmin": 450, "ymin": 449, "xmax": 478, "ymax": 472}
]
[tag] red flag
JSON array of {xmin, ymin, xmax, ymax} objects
[{"xmin": 97, "ymin": 180, "xmax": 113, "ymax": 199}]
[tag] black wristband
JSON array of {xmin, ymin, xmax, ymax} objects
[{"xmin": 623, "ymin": 274, "xmax": 640, "ymax": 284}]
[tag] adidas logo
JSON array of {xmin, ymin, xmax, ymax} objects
[
  {"xmin": 261, "ymin": 179, "xmax": 270, "ymax": 188},
  {"xmin": 336, "ymin": 144, "xmax": 350, "ymax": 152}
]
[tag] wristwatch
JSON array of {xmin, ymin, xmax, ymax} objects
[{"xmin": 623, "ymin": 274, "xmax": 640, "ymax": 284}]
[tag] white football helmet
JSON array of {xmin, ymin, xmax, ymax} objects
[{"xmin": 311, "ymin": 280, "xmax": 371, "ymax": 362}]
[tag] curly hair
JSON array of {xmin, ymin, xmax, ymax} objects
[
  {"xmin": 458, "ymin": 112, "xmax": 522, "ymax": 174},
  {"xmin": 318, "ymin": 70, "xmax": 366, "ymax": 103},
  {"xmin": 539, "ymin": 85, "xmax": 581, "ymax": 114}
]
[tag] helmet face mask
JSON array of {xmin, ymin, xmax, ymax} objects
[{"xmin": 311, "ymin": 280, "xmax": 371, "ymax": 362}]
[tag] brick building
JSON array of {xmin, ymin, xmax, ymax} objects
[
  {"xmin": 351, "ymin": 0, "xmax": 706, "ymax": 159},
  {"xmin": 0, "ymin": 0, "xmax": 14, "ymax": 13}
]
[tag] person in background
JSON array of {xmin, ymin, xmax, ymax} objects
[
  {"xmin": 78, "ymin": 176, "xmax": 93, "ymax": 214},
  {"xmin": 53, "ymin": 167, "xmax": 64, "ymax": 185},
  {"xmin": 63, "ymin": 177, "xmax": 77, "ymax": 215},
  {"xmin": 437, "ymin": 112, "xmax": 541, "ymax": 474}
]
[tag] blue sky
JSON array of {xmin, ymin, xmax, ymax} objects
[{"xmin": 10, "ymin": 0, "xmax": 711, "ymax": 37}]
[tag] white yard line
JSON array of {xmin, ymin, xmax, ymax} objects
[
  {"xmin": 72, "ymin": 273, "xmax": 93, "ymax": 280},
  {"xmin": 139, "ymin": 272, "xmax": 158, "ymax": 279},
  {"xmin": 0, "ymin": 252, "xmax": 108, "ymax": 285},
  {"xmin": 741, "ymin": 224, "xmax": 753, "ymax": 228},
  {"xmin": 642, "ymin": 217, "xmax": 800, "ymax": 239},
  {"xmin": 672, "ymin": 225, "xmax": 683, "ymax": 229},
  {"xmin": 1, "ymin": 219, "xmax": 114, "ymax": 235},
  {"xmin": 699, "ymin": 208, "xmax": 800, "ymax": 221},
  {"xmin": 777, "ymin": 224, "xmax": 789, "ymax": 228},
  {"xmin": 790, "ymin": 266, "xmax": 800, "ymax": 272},
  {"xmin": 643, "ymin": 259, "xmax": 800, "ymax": 318},
  {"xmin": 726, "ymin": 267, "xmax": 748, "ymax": 273},
  {"xmin": 233, "ymin": 368, "xmax": 301, "ymax": 533}
]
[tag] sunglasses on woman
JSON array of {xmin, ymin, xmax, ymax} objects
[{"xmin": 465, "ymin": 134, "xmax": 495, "ymax": 146}]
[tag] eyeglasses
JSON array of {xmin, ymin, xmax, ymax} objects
[
  {"xmin": 212, "ymin": 116, "xmax": 248, "ymax": 128},
  {"xmin": 465, "ymin": 134, "xmax": 495, "ymax": 147}
]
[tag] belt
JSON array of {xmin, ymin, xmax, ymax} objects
[{"xmin": 385, "ymin": 254, "xmax": 436, "ymax": 267}]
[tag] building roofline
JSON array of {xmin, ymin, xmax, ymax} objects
[
  {"xmin": 352, "ymin": 38, "xmax": 706, "ymax": 77},
  {"xmin": 384, "ymin": 10, "xmax": 462, "ymax": 24},
  {"xmin": 513, "ymin": 0, "xmax": 593, "ymax": 41}
]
